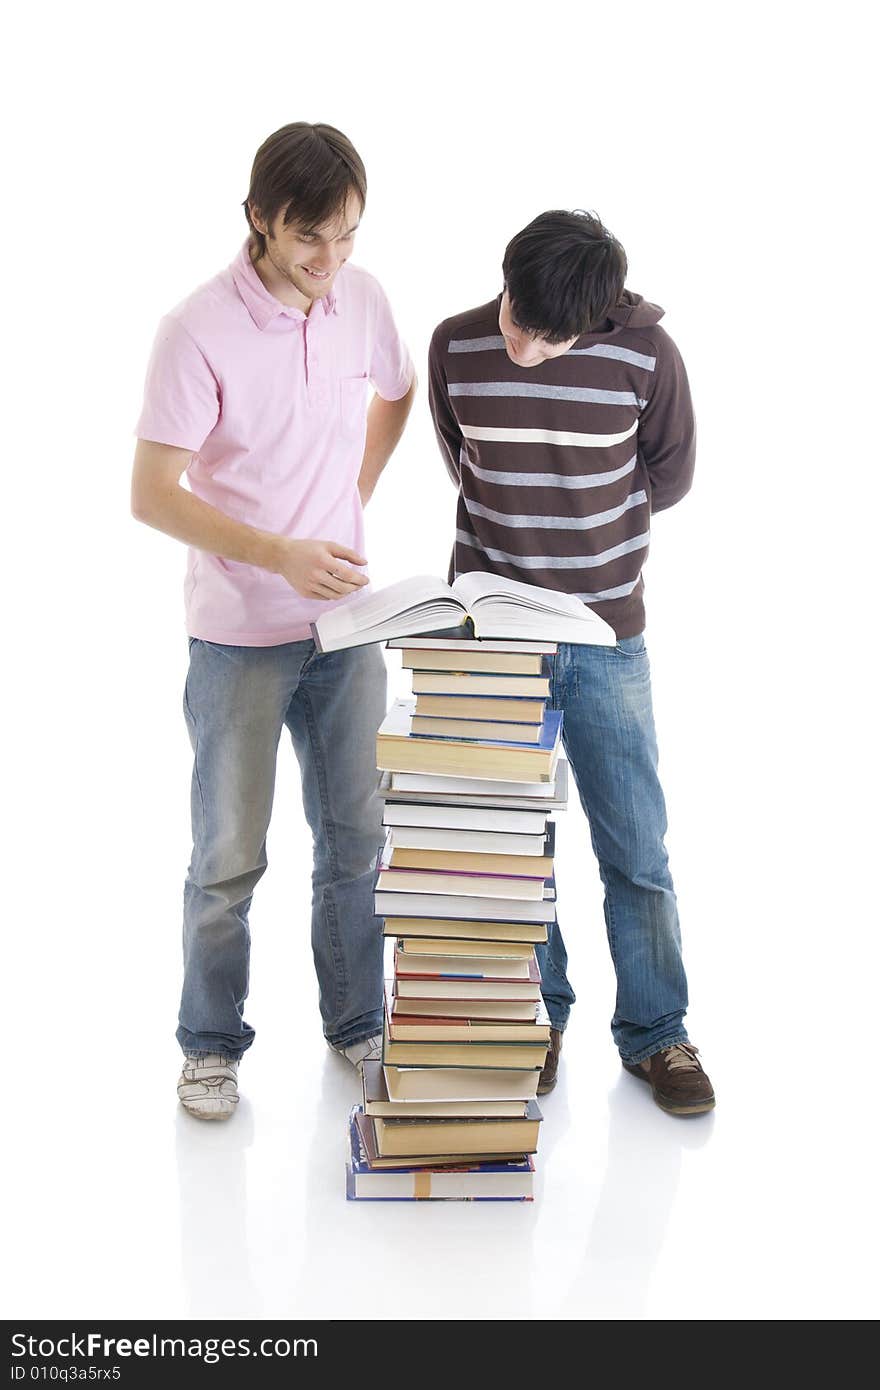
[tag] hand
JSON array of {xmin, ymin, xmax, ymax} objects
[{"xmin": 273, "ymin": 539, "xmax": 369, "ymax": 600}]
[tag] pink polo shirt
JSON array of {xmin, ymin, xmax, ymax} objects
[{"xmin": 135, "ymin": 240, "xmax": 413, "ymax": 645}]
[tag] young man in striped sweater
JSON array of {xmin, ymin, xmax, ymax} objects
[{"xmin": 427, "ymin": 210, "xmax": 714, "ymax": 1116}]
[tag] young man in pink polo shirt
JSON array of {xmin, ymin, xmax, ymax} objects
[{"xmin": 132, "ymin": 123, "xmax": 415, "ymax": 1119}]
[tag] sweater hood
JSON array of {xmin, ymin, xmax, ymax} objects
[{"xmin": 604, "ymin": 290, "xmax": 664, "ymax": 330}]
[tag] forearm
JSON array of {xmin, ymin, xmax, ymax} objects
[
  {"xmin": 357, "ymin": 379, "xmax": 416, "ymax": 504},
  {"xmin": 132, "ymin": 480, "xmax": 285, "ymax": 573}
]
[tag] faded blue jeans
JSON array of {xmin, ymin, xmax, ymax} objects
[
  {"xmin": 536, "ymin": 633, "xmax": 691, "ymax": 1064},
  {"xmin": 177, "ymin": 637, "xmax": 387, "ymax": 1060}
]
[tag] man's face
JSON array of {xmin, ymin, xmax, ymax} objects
[
  {"xmin": 498, "ymin": 289, "xmax": 580, "ymax": 368},
  {"xmin": 251, "ymin": 191, "xmax": 362, "ymax": 305}
]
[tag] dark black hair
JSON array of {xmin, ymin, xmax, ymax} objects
[
  {"xmin": 243, "ymin": 122, "xmax": 367, "ymax": 262},
  {"xmin": 502, "ymin": 210, "xmax": 627, "ymax": 342}
]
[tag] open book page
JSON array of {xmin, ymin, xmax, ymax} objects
[
  {"xmin": 312, "ymin": 574, "xmax": 464, "ymax": 650},
  {"xmin": 450, "ymin": 572, "xmax": 616, "ymax": 644}
]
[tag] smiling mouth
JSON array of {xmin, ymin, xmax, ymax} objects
[{"xmin": 302, "ymin": 267, "xmax": 332, "ymax": 280}]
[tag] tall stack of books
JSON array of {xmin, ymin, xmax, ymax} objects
[
  {"xmin": 310, "ymin": 571, "xmax": 615, "ymax": 1202},
  {"xmin": 348, "ymin": 633, "xmax": 570, "ymax": 1201}
]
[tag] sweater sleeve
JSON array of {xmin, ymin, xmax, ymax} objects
[
  {"xmin": 428, "ymin": 323, "xmax": 465, "ymax": 487},
  {"xmin": 637, "ymin": 325, "xmax": 696, "ymax": 513}
]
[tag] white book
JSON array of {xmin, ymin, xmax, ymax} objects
[
  {"xmin": 381, "ymin": 801, "xmax": 550, "ymax": 836},
  {"xmin": 374, "ymin": 890, "xmax": 557, "ymax": 923},
  {"xmin": 394, "ymin": 977, "xmax": 541, "ymax": 1000},
  {"xmin": 347, "ymin": 1167, "xmax": 535, "ymax": 1199},
  {"xmin": 386, "ymin": 825, "xmax": 548, "ymax": 855},
  {"xmin": 386, "ymin": 636, "xmax": 556, "ymax": 655},
  {"xmin": 387, "ymin": 764, "xmax": 567, "ymax": 800},
  {"xmin": 312, "ymin": 572, "xmax": 617, "ymax": 651}
]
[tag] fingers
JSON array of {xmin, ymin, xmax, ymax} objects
[
  {"xmin": 308, "ymin": 567, "xmax": 368, "ymax": 600},
  {"xmin": 292, "ymin": 541, "xmax": 369, "ymax": 599},
  {"xmin": 314, "ymin": 572, "xmax": 362, "ymax": 597},
  {"xmin": 319, "ymin": 560, "xmax": 368, "ymax": 590},
  {"xmin": 329, "ymin": 544, "xmax": 368, "ymax": 567}
]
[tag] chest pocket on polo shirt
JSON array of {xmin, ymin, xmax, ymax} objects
[{"xmin": 338, "ymin": 374, "xmax": 369, "ymax": 440}]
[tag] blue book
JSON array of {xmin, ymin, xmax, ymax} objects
[
  {"xmin": 345, "ymin": 1109, "xmax": 534, "ymax": 1201},
  {"xmin": 411, "ymin": 708, "xmax": 562, "ymax": 752}
]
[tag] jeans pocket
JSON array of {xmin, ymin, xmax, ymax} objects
[{"xmin": 614, "ymin": 632, "xmax": 647, "ymax": 657}]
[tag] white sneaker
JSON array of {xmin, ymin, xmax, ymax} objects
[
  {"xmin": 331, "ymin": 1033, "xmax": 383, "ymax": 1076},
  {"xmin": 177, "ymin": 1053, "xmax": 240, "ymax": 1120}
]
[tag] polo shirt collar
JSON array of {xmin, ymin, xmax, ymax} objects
[{"xmin": 230, "ymin": 239, "xmax": 341, "ymax": 330}]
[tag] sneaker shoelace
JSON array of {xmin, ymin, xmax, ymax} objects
[
  {"xmin": 184, "ymin": 1055, "xmax": 237, "ymax": 1083},
  {"xmin": 662, "ymin": 1043, "xmax": 702, "ymax": 1073}
]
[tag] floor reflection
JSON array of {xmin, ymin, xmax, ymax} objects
[
  {"xmin": 558, "ymin": 1072, "xmax": 715, "ymax": 1317},
  {"xmin": 175, "ymin": 1097, "xmax": 263, "ymax": 1318},
  {"xmin": 285, "ymin": 1055, "xmax": 541, "ymax": 1320}
]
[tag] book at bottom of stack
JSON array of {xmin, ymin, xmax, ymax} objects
[{"xmin": 347, "ymin": 635, "xmax": 568, "ymax": 1201}]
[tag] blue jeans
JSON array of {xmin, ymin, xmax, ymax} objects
[
  {"xmin": 177, "ymin": 637, "xmax": 387, "ymax": 1060},
  {"xmin": 535, "ymin": 633, "xmax": 690, "ymax": 1063}
]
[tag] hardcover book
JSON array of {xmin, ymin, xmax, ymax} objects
[
  {"xmin": 384, "ymin": 983, "xmax": 550, "ymax": 1044},
  {"xmin": 374, "ymin": 890, "xmax": 557, "ymax": 924},
  {"xmin": 413, "ymin": 693, "xmax": 548, "ymax": 724},
  {"xmin": 375, "ymin": 869, "xmax": 547, "ymax": 901},
  {"xmin": 387, "ymin": 996, "xmax": 539, "ymax": 1021},
  {"xmin": 361, "ymin": 1061, "xmax": 529, "ymax": 1118},
  {"xmin": 353, "ymin": 1107, "xmax": 527, "ymax": 1167},
  {"xmin": 396, "ymin": 937, "xmax": 537, "ymax": 959},
  {"xmin": 376, "ymin": 699, "xmax": 562, "ymax": 783},
  {"xmin": 382, "ymin": 820, "xmax": 552, "ymax": 856},
  {"xmin": 410, "ymin": 714, "xmax": 545, "ymax": 742},
  {"xmin": 381, "ymin": 800, "xmax": 550, "ymax": 836},
  {"xmin": 392, "ymin": 948, "xmax": 535, "ymax": 980},
  {"xmin": 380, "ymin": 915, "xmax": 549, "ymax": 944},
  {"xmin": 393, "ymin": 975, "xmax": 543, "ymax": 1001},
  {"xmin": 373, "ymin": 1099, "xmax": 543, "ymax": 1158},
  {"xmin": 381, "ymin": 761, "xmax": 569, "ymax": 807},
  {"xmin": 312, "ymin": 571, "xmax": 615, "ymax": 651},
  {"xmin": 382, "ymin": 1066, "xmax": 540, "ymax": 1103},
  {"xmin": 346, "ymin": 1110, "xmax": 535, "ymax": 1200},
  {"xmin": 410, "ymin": 671, "xmax": 551, "ymax": 697},
  {"xmin": 383, "ymin": 828, "xmax": 554, "ymax": 878},
  {"xmin": 381, "ymin": 1016, "xmax": 546, "ymax": 1069}
]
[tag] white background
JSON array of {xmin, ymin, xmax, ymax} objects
[{"xmin": 3, "ymin": 0, "xmax": 877, "ymax": 1322}]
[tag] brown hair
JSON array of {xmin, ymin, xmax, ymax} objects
[{"xmin": 242, "ymin": 122, "xmax": 367, "ymax": 262}]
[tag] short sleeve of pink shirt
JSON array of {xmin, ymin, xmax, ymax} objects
[
  {"xmin": 136, "ymin": 316, "xmax": 221, "ymax": 453},
  {"xmin": 368, "ymin": 281, "xmax": 414, "ymax": 402},
  {"xmin": 135, "ymin": 244, "xmax": 414, "ymax": 646}
]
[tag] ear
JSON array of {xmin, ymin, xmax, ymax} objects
[{"xmin": 249, "ymin": 203, "xmax": 269, "ymax": 236}]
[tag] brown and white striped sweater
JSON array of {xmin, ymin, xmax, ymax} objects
[{"xmin": 427, "ymin": 291, "xmax": 696, "ymax": 638}]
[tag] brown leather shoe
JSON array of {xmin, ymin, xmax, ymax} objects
[
  {"xmin": 537, "ymin": 1028, "xmax": 562, "ymax": 1095},
  {"xmin": 622, "ymin": 1042, "xmax": 715, "ymax": 1115}
]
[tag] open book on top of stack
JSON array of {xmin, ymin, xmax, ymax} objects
[{"xmin": 311, "ymin": 572, "xmax": 616, "ymax": 650}]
